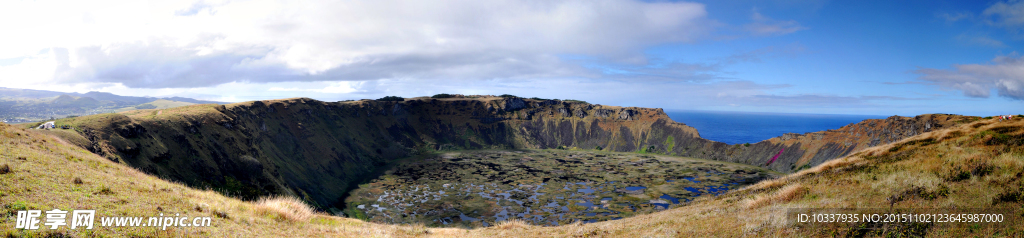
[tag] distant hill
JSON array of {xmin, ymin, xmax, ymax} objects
[
  {"xmin": 162, "ymin": 96, "xmax": 222, "ymax": 104},
  {"xmin": 51, "ymin": 95, "xmax": 101, "ymax": 107},
  {"xmin": 0, "ymin": 87, "xmax": 224, "ymax": 123}
]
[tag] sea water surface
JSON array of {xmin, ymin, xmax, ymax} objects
[{"xmin": 666, "ymin": 110, "xmax": 887, "ymax": 145}]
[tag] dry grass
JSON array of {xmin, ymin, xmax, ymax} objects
[
  {"xmin": 745, "ymin": 184, "xmax": 807, "ymax": 209},
  {"xmin": 33, "ymin": 129, "xmax": 90, "ymax": 150},
  {"xmin": 253, "ymin": 196, "xmax": 316, "ymax": 222},
  {"xmin": 3, "ymin": 115, "xmax": 1024, "ymax": 237},
  {"xmin": 742, "ymin": 177, "xmax": 787, "ymax": 192}
]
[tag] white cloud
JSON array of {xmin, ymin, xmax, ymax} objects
[
  {"xmin": 915, "ymin": 54, "xmax": 1024, "ymax": 100},
  {"xmin": 0, "ymin": 0, "xmax": 712, "ymax": 89},
  {"xmin": 956, "ymin": 34, "xmax": 1006, "ymax": 47},
  {"xmin": 744, "ymin": 9, "xmax": 807, "ymax": 36},
  {"xmin": 937, "ymin": 12, "xmax": 973, "ymax": 23},
  {"xmin": 268, "ymin": 82, "xmax": 362, "ymax": 94},
  {"xmin": 983, "ymin": 0, "xmax": 1024, "ymax": 27}
]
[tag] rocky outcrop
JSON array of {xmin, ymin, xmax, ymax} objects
[
  {"xmin": 501, "ymin": 97, "xmax": 527, "ymax": 111},
  {"xmin": 618, "ymin": 109, "xmax": 637, "ymax": 120}
]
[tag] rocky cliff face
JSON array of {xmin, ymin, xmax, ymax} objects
[
  {"xmin": 678, "ymin": 114, "xmax": 974, "ymax": 172},
  {"xmin": 60, "ymin": 96, "xmax": 977, "ymax": 210}
]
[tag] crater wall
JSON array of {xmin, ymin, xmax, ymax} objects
[{"xmin": 62, "ymin": 97, "xmax": 976, "ymax": 210}]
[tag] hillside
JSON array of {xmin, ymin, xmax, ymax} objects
[
  {"xmin": 26, "ymin": 97, "xmax": 978, "ymax": 213},
  {"xmin": 114, "ymin": 99, "xmax": 197, "ymax": 112},
  {"xmin": 0, "ymin": 87, "xmax": 223, "ymax": 123},
  {"xmin": 2, "ymin": 104, "xmax": 1021, "ymax": 237}
]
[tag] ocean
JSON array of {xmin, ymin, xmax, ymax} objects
[{"xmin": 665, "ymin": 110, "xmax": 888, "ymax": 145}]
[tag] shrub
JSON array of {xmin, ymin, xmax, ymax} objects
[
  {"xmin": 595, "ymin": 146, "xmax": 603, "ymax": 150},
  {"xmin": 992, "ymin": 190, "xmax": 1022, "ymax": 204},
  {"xmin": 743, "ymin": 143, "xmax": 750, "ymax": 147},
  {"xmin": 431, "ymin": 93, "xmax": 455, "ymax": 99},
  {"xmin": 499, "ymin": 94, "xmax": 518, "ymax": 98},
  {"xmin": 0, "ymin": 164, "xmax": 9, "ymax": 174},
  {"xmin": 377, "ymin": 96, "xmax": 405, "ymax": 101},
  {"xmin": 95, "ymin": 186, "xmax": 114, "ymax": 195},
  {"xmin": 345, "ymin": 207, "xmax": 369, "ymax": 220},
  {"xmin": 528, "ymin": 97, "xmax": 548, "ymax": 101}
]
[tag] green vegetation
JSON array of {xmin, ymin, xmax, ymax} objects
[
  {"xmin": 345, "ymin": 149, "xmax": 775, "ymax": 227},
  {"xmin": 431, "ymin": 93, "xmax": 455, "ymax": 98},
  {"xmin": 343, "ymin": 207, "xmax": 368, "ymax": 220},
  {"xmin": 498, "ymin": 94, "xmax": 518, "ymax": 98},
  {"xmin": 664, "ymin": 136, "xmax": 675, "ymax": 153},
  {"xmin": 528, "ymin": 97, "xmax": 548, "ymax": 101},
  {"xmin": 637, "ymin": 145, "xmax": 656, "ymax": 154},
  {"xmin": 377, "ymin": 96, "xmax": 405, "ymax": 101},
  {"xmin": 111, "ymin": 99, "xmax": 200, "ymax": 112}
]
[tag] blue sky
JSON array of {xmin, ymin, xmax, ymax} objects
[{"xmin": 0, "ymin": 0, "xmax": 1021, "ymax": 116}]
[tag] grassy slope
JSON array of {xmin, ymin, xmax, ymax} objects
[
  {"xmin": 766, "ymin": 114, "xmax": 973, "ymax": 171},
  {"xmin": 113, "ymin": 99, "xmax": 197, "ymax": 112},
  {"xmin": 3, "ymin": 113, "xmax": 1023, "ymax": 237},
  {"xmin": 0, "ymin": 122, "xmax": 437, "ymax": 237}
]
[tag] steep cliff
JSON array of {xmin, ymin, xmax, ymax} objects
[{"xmin": 51, "ymin": 96, "xmax": 977, "ymax": 210}]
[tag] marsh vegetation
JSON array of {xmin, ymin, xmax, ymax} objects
[{"xmin": 344, "ymin": 149, "xmax": 777, "ymax": 227}]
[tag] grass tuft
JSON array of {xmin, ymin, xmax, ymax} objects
[
  {"xmin": 0, "ymin": 164, "xmax": 9, "ymax": 174},
  {"xmin": 253, "ymin": 196, "xmax": 315, "ymax": 222},
  {"xmin": 493, "ymin": 219, "xmax": 531, "ymax": 230},
  {"xmin": 745, "ymin": 183, "xmax": 807, "ymax": 209}
]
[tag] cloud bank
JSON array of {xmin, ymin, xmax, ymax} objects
[
  {"xmin": 2, "ymin": 0, "xmax": 713, "ymax": 88},
  {"xmin": 983, "ymin": 0, "xmax": 1024, "ymax": 28},
  {"xmin": 915, "ymin": 54, "xmax": 1024, "ymax": 100},
  {"xmin": 744, "ymin": 10, "xmax": 807, "ymax": 36}
]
